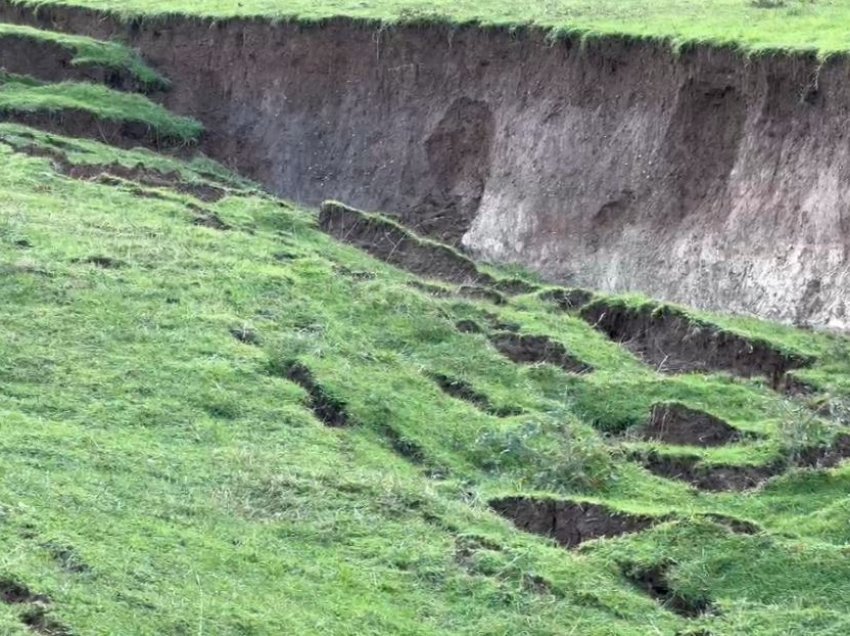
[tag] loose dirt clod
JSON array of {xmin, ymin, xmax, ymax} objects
[
  {"xmin": 580, "ymin": 299, "xmax": 813, "ymax": 387},
  {"xmin": 621, "ymin": 561, "xmax": 713, "ymax": 618},
  {"xmin": 490, "ymin": 497, "xmax": 656, "ymax": 548},
  {"xmin": 489, "ymin": 332, "xmax": 592, "ymax": 374},
  {"xmin": 640, "ymin": 402, "xmax": 744, "ymax": 447},
  {"xmin": 319, "ymin": 201, "xmax": 495, "ymax": 286},
  {"xmin": 278, "ymin": 361, "xmax": 350, "ymax": 427},
  {"xmin": 429, "ymin": 373, "xmax": 522, "ymax": 417}
]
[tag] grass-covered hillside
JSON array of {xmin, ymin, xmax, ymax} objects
[
  {"xmin": 10, "ymin": 0, "xmax": 850, "ymax": 55},
  {"xmin": 3, "ymin": 20, "xmax": 850, "ymax": 636}
]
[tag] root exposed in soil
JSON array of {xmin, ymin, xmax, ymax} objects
[
  {"xmin": 580, "ymin": 299, "xmax": 814, "ymax": 387},
  {"xmin": 278, "ymin": 361, "xmax": 350, "ymax": 427},
  {"xmin": 489, "ymin": 332, "xmax": 592, "ymax": 374},
  {"xmin": 621, "ymin": 561, "xmax": 714, "ymax": 618},
  {"xmin": 429, "ymin": 373, "xmax": 522, "ymax": 417},
  {"xmin": 490, "ymin": 497, "xmax": 656, "ymax": 548},
  {"xmin": 640, "ymin": 402, "xmax": 744, "ymax": 447}
]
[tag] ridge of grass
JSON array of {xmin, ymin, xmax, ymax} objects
[
  {"xmin": 0, "ymin": 75, "xmax": 202, "ymax": 143},
  {"xmin": 0, "ymin": 21, "xmax": 167, "ymax": 89},
  {"xmin": 9, "ymin": 0, "xmax": 850, "ymax": 57}
]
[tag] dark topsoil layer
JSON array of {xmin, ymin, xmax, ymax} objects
[
  {"xmin": 639, "ymin": 402, "xmax": 745, "ymax": 447},
  {"xmin": 640, "ymin": 433, "xmax": 850, "ymax": 491},
  {"xmin": 580, "ymin": 299, "xmax": 814, "ymax": 387},
  {"xmin": 490, "ymin": 496, "xmax": 656, "ymax": 548},
  {"xmin": 319, "ymin": 201, "xmax": 534, "ymax": 294},
  {"xmin": 489, "ymin": 332, "xmax": 593, "ymax": 374}
]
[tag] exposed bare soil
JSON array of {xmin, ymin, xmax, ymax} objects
[
  {"xmin": 3, "ymin": 2, "xmax": 847, "ymax": 326},
  {"xmin": 621, "ymin": 561, "xmax": 714, "ymax": 618},
  {"xmin": 0, "ymin": 109, "xmax": 191, "ymax": 150},
  {"xmin": 640, "ymin": 402, "xmax": 744, "ymax": 447},
  {"xmin": 490, "ymin": 497, "xmax": 656, "ymax": 548},
  {"xmin": 581, "ymin": 299, "xmax": 813, "ymax": 387},
  {"xmin": 319, "ymin": 201, "xmax": 494, "ymax": 286},
  {"xmin": 489, "ymin": 332, "xmax": 592, "ymax": 374}
]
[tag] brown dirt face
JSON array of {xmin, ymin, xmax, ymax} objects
[
  {"xmin": 580, "ymin": 300, "xmax": 813, "ymax": 388},
  {"xmin": 489, "ymin": 332, "xmax": 592, "ymax": 374},
  {"xmin": 640, "ymin": 402, "xmax": 744, "ymax": 447},
  {"xmin": 4, "ymin": 4, "xmax": 850, "ymax": 327},
  {"xmin": 490, "ymin": 497, "xmax": 656, "ymax": 548},
  {"xmin": 319, "ymin": 201, "xmax": 494, "ymax": 286}
]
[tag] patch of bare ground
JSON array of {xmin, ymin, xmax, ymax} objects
[
  {"xmin": 274, "ymin": 361, "xmax": 350, "ymax": 427},
  {"xmin": 0, "ymin": 34, "xmax": 154, "ymax": 92},
  {"xmin": 620, "ymin": 561, "xmax": 714, "ymax": 618},
  {"xmin": 489, "ymin": 497, "xmax": 656, "ymax": 548},
  {"xmin": 540, "ymin": 288, "xmax": 595, "ymax": 312},
  {"xmin": 0, "ymin": 109, "xmax": 195, "ymax": 150},
  {"xmin": 580, "ymin": 299, "xmax": 814, "ymax": 389},
  {"xmin": 639, "ymin": 402, "xmax": 746, "ymax": 447},
  {"xmin": 429, "ymin": 372, "xmax": 522, "ymax": 417},
  {"xmin": 639, "ymin": 433, "xmax": 850, "ymax": 491},
  {"xmin": 489, "ymin": 332, "xmax": 593, "ymax": 374}
]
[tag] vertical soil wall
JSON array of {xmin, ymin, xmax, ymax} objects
[{"xmin": 2, "ymin": 2, "xmax": 849, "ymax": 328}]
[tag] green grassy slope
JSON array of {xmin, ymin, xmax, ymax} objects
[
  {"xmin": 4, "ymin": 20, "xmax": 850, "ymax": 636},
  {"xmin": 11, "ymin": 0, "xmax": 850, "ymax": 54}
]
